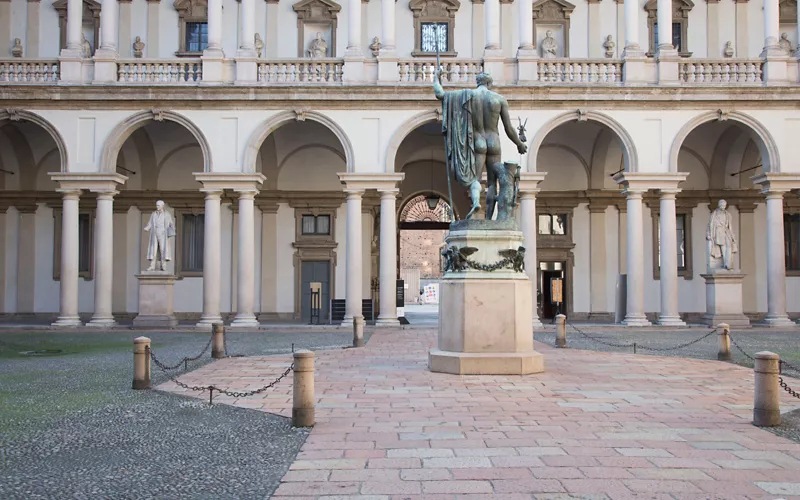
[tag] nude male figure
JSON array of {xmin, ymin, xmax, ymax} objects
[{"xmin": 434, "ymin": 71, "xmax": 527, "ymax": 219}]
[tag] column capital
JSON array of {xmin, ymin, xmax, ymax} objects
[
  {"xmin": 338, "ymin": 172, "xmax": 405, "ymax": 192},
  {"xmin": 378, "ymin": 188, "xmax": 400, "ymax": 197},
  {"xmin": 518, "ymin": 172, "xmax": 547, "ymax": 194},
  {"xmin": 613, "ymin": 172, "xmax": 688, "ymax": 192},
  {"xmin": 518, "ymin": 190, "xmax": 539, "ymax": 200},
  {"xmin": 622, "ymin": 188, "xmax": 647, "ymax": 199},
  {"xmin": 659, "ymin": 188, "xmax": 681, "ymax": 199},
  {"xmin": 751, "ymin": 172, "xmax": 800, "ymax": 196},
  {"xmin": 56, "ymin": 188, "xmax": 82, "ymax": 200},
  {"xmin": 95, "ymin": 190, "xmax": 119, "ymax": 200},
  {"xmin": 194, "ymin": 172, "xmax": 266, "ymax": 192},
  {"xmin": 201, "ymin": 189, "xmax": 224, "ymax": 199},
  {"xmin": 50, "ymin": 172, "xmax": 128, "ymax": 192},
  {"xmin": 344, "ymin": 188, "xmax": 365, "ymax": 198},
  {"xmin": 234, "ymin": 189, "xmax": 259, "ymax": 200}
]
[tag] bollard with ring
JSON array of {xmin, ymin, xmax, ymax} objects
[
  {"xmin": 353, "ymin": 315, "xmax": 365, "ymax": 348},
  {"xmin": 753, "ymin": 351, "xmax": 781, "ymax": 427},
  {"xmin": 717, "ymin": 323, "xmax": 731, "ymax": 361},
  {"xmin": 132, "ymin": 336, "xmax": 152, "ymax": 390},
  {"xmin": 555, "ymin": 314, "xmax": 566, "ymax": 348},
  {"xmin": 292, "ymin": 349, "xmax": 315, "ymax": 427},
  {"xmin": 211, "ymin": 322, "xmax": 226, "ymax": 359}
]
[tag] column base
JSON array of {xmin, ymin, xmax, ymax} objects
[
  {"xmin": 621, "ymin": 314, "xmax": 651, "ymax": 327},
  {"xmin": 87, "ymin": 316, "xmax": 117, "ymax": 328},
  {"xmin": 761, "ymin": 315, "xmax": 796, "ymax": 328},
  {"xmin": 375, "ymin": 317, "xmax": 399, "ymax": 327},
  {"xmin": 196, "ymin": 316, "xmax": 223, "ymax": 330},
  {"xmin": 230, "ymin": 314, "xmax": 260, "ymax": 328},
  {"xmin": 429, "ymin": 349, "xmax": 544, "ymax": 375},
  {"xmin": 656, "ymin": 315, "xmax": 686, "ymax": 327},
  {"xmin": 52, "ymin": 316, "xmax": 82, "ymax": 328}
]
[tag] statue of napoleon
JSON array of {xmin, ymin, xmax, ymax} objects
[
  {"xmin": 434, "ymin": 70, "xmax": 527, "ymax": 220},
  {"xmin": 144, "ymin": 200, "xmax": 176, "ymax": 271}
]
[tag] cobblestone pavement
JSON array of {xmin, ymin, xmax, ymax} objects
[
  {"xmin": 0, "ymin": 329, "xmax": 362, "ymax": 499},
  {"xmin": 161, "ymin": 328, "xmax": 800, "ymax": 499}
]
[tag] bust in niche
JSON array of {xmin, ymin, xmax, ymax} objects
[
  {"xmin": 307, "ymin": 32, "xmax": 328, "ymax": 58},
  {"xmin": 541, "ymin": 31, "xmax": 557, "ymax": 59}
]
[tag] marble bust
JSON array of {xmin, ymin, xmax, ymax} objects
[
  {"xmin": 603, "ymin": 35, "xmax": 615, "ymax": 58},
  {"xmin": 706, "ymin": 199, "xmax": 738, "ymax": 271},
  {"xmin": 541, "ymin": 31, "xmax": 557, "ymax": 58},
  {"xmin": 144, "ymin": 200, "xmax": 175, "ymax": 272},
  {"xmin": 133, "ymin": 36, "xmax": 145, "ymax": 58},
  {"xmin": 81, "ymin": 33, "xmax": 92, "ymax": 58},
  {"xmin": 11, "ymin": 38, "xmax": 23, "ymax": 58},
  {"xmin": 255, "ymin": 33, "xmax": 264, "ymax": 58},
  {"xmin": 780, "ymin": 33, "xmax": 793, "ymax": 53},
  {"xmin": 724, "ymin": 41, "xmax": 734, "ymax": 58},
  {"xmin": 308, "ymin": 32, "xmax": 328, "ymax": 58}
]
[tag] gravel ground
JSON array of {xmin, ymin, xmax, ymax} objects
[{"xmin": 0, "ymin": 329, "xmax": 367, "ymax": 500}]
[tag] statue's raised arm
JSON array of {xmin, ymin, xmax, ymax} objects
[
  {"xmin": 433, "ymin": 68, "xmax": 445, "ymax": 100},
  {"xmin": 500, "ymin": 98, "xmax": 527, "ymax": 155}
]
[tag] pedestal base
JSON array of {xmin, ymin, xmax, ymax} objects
[
  {"xmin": 430, "ymin": 223, "xmax": 545, "ymax": 376},
  {"xmin": 701, "ymin": 270, "xmax": 750, "ymax": 328},
  {"xmin": 133, "ymin": 272, "xmax": 180, "ymax": 328}
]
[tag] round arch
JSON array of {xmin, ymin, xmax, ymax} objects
[
  {"xmin": 100, "ymin": 110, "xmax": 212, "ymax": 174},
  {"xmin": 243, "ymin": 110, "xmax": 355, "ymax": 174},
  {"xmin": 399, "ymin": 189, "xmax": 454, "ymax": 218},
  {"xmin": 669, "ymin": 111, "xmax": 779, "ymax": 174},
  {"xmin": 386, "ymin": 110, "xmax": 440, "ymax": 174},
  {"xmin": 528, "ymin": 110, "xmax": 638, "ymax": 173},
  {"xmin": 0, "ymin": 109, "xmax": 68, "ymax": 173}
]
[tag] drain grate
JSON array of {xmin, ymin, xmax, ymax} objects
[{"xmin": 20, "ymin": 349, "xmax": 66, "ymax": 356}]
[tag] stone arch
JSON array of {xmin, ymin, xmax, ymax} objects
[
  {"xmin": 100, "ymin": 110, "xmax": 212, "ymax": 174},
  {"xmin": 386, "ymin": 110, "xmax": 440, "ymax": 173},
  {"xmin": 528, "ymin": 110, "xmax": 638, "ymax": 173},
  {"xmin": 399, "ymin": 189, "xmax": 454, "ymax": 219},
  {"xmin": 243, "ymin": 110, "xmax": 355, "ymax": 174},
  {"xmin": 0, "ymin": 109, "xmax": 68, "ymax": 173},
  {"xmin": 669, "ymin": 111, "xmax": 779, "ymax": 174}
]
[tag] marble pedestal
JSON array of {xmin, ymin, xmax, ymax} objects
[
  {"xmin": 133, "ymin": 272, "xmax": 181, "ymax": 328},
  {"xmin": 429, "ymin": 220, "xmax": 545, "ymax": 375},
  {"xmin": 700, "ymin": 270, "xmax": 750, "ymax": 328}
]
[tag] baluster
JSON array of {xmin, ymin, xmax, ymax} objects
[{"xmin": 755, "ymin": 62, "xmax": 764, "ymax": 83}]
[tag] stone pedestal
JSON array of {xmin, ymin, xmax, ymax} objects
[
  {"xmin": 701, "ymin": 270, "xmax": 750, "ymax": 327},
  {"xmin": 429, "ymin": 220, "xmax": 545, "ymax": 375},
  {"xmin": 133, "ymin": 272, "xmax": 181, "ymax": 328}
]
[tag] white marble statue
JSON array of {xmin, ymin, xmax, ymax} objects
[
  {"xmin": 723, "ymin": 41, "xmax": 734, "ymax": 58},
  {"xmin": 133, "ymin": 36, "xmax": 145, "ymax": 58},
  {"xmin": 308, "ymin": 32, "xmax": 328, "ymax": 58},
  {"xmin": 81, "ymin": 33, "xmax": 92, "ymax": 58},
  {"xmin": 603, "ymin": 35, "xmax": 615, "ymax": 58},
  {"xmin": 541, "ymin": 31, "xmax": 558, "ymax": 59},
  {"xmin": 144, "ymin": 200, "xmax": 175, "ymax": 271},
  {"xmin": 11, "ymin": 38, "xmax": 23, "ymax": 58},
  {"xmin": 780, "ymin": 33, "xmax": 793, "ymax": 54},
  {"xmin": 706, "ymin": 199, "xmax": 738, "ymax": 271},
  {"xmin": 254, "ymin": 33, "xmax": 264, "ymax": 58}
]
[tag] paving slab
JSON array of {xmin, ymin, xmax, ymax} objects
[{"xmin": 158, "ymin": 328, "xmax": 800, "ymax": 499}]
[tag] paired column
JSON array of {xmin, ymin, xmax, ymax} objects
[
  {"xmin": 623, "ymin": 0, "xmax": 641, "ymax": 55},
  {"xmin": 88, "ymin": 191, "xmax": 118, "ymax": 327},
  {"xmin": 622, "ymin": 189, "xmax": 650, "ymax": 326},
  {"xmin": 764, "ymin": 0, "xmax": 780, "ymax": 50},
  {"xmin": 207, "ymin": 0, "xmax": 223, "ymax": 53},
  {"xmin": 519, "ymin": 191, "xmax": 543, "ymax": 328},
  {"xmin": 347, "ymin": 0, "xmax": 363, "ymax": 55},
  {"xmin": 344, "ymin": 189, "xmax": 364, "ymax": 323},
  {"xmin": 376, "ymin": 189, "xmax": 398, "ymax": 326},
  {"xmin": 239, "ymin": 0, "xmax": 256, "ymax": 55},
  {"xmin": 518, "ymin": 0, "xmax": 534, "ymax": 50},
  {"xmin": 381, "ymin": 0, "xmax": 396, "ymax": 51},
  {"xmin": 656, "ymin": 0, "xmax": 674, "ymax": 52},
  {"xmin": 66, "ymin": 0, "xmax": 83, "ymax": 53},
  {"xmin": 763, "ymin": 191, "xmax": 792, "ymax": 326},
  {"xmin": 485, "ymin": 0, "xmax": 501, "ymax": 51},
  {"xmin": 657, "ymin": 190, "xmax": 685, "ymax": 326},
  {"xmin": 53, "ymin": 189, "xmax": 82, "ymax": 327},
  {"xmin": 232, "ymin": 190, "xmax": 259, "ymax": 327},
  {"xmin": 99, "ymin": 0, "xmax": 118, "ymax": 51},
  {"xmin": 198, "ymin": 189, "xmax": 223, "ymax": 328}
]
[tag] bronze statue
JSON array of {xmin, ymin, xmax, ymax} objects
[
  {"xmin": 499, "ymin": 246, "xmax": 526, "ymax": 273},
  {"xmin": 434, "ymin": 70, "xmax": 527, "ymax": 220}
]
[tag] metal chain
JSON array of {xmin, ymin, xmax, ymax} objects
[
  {"xmin": 635, "ymin": 330, "xmax": 717, "ymax": 352},
  {"xmin": 566, "ymin": 322, "xmax": 636, "ymax": 348},
  {"xmin": 779, "ymin": 376, "xmax": 800, "ymax": 399},
  {"xmin": 149, "ymin": 334, "xmax": 214, "ymax": 371},
  {"xmin": 211, "ymin": 364, "xmax": 293, "ymax": 398},
  {"xmin": 728, "ymin": 334, "xmax": 755, "ymax": 362},
  {"xmin": 779, "ymin": 359, "xmax": 800, "ymax": 375}
]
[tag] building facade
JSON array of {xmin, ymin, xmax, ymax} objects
[{"xmin": 2, "ymin": 0, "xmax": 800, "ymax": 327}]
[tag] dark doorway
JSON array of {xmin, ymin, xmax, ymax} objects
[
  {"xmin": 301, "ymin": 261, "xmax": 330, "ymax": 322},
  {"xmin": 540, "ymin": 261, "xmax": 567, "ymax": 320}
]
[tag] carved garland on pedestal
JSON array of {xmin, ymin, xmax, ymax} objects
[
  {"xmin": 442, "ymin": 246, "xmax": 526, "ymax": 273},
  {"xmin": 292, "ymin": 0, "xmax": 341, "ymax": 58}
]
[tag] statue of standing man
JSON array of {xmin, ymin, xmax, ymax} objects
[
  {"xmin": 144, "ymin": 200, "xmax": 175, "ymax": 271},
  {"xmin": 434, "ymin": 70, "xmax": 527, "ymax": 220},
  {"xmin": 706, "ymin": 199, "xmax": 738, "ymax": 271}
]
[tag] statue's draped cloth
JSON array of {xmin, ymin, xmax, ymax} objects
[
  {"xmin": 441, "ymin": 89, "xmax": 478, "ymax": 188},
  {"xmin": 707, "ymin": 208, "xmax": 737, "ymax": 259}
]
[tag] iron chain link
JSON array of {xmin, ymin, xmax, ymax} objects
[
  {"xmin": 565, "ymin": 321, "xmax": 717, "ymax": 352},
  {"xmin": 728, "ymin": 334, "xmax": 755, "ymax": 362},
  {"xmin": 149, "ymin": 334, "xmax": 214, "ymax": 371},
  {"xmin": 779, "ymin": 376, "xmax": 800, "ymax": 399}
]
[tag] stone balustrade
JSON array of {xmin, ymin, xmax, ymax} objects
[
  {"xmin": 397, "ymin": 59, "xmax": 484, "ymax": 84},
  {"xmin": 257, "ymin": 59, "xmax": 344, "ymax": 83},
  {"xmin": 116, "ymin": 59, "xmax": 203, "ymax": 83},
  {"xmin": 536, "ymin": 59, "xmax": 623, "ymax": 84},
  {"xmin": 679, "ymin": 60, "xmax": 764, "ymax": 84},
  {"xmin": 0, "ymin": 60, "xmax": 59, "ymax": 83}
]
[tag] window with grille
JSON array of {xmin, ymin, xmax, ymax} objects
[
  {"xmin": 185, "ymin": 22, "xmax": 208, "ymax": 52},
  {"xmin": 302, "ymin": 215, "xmax": 331, "ymax": 235},
  {"xmin": 786, "ymin": 214, "xmax": 800, "ymax": 271},
  {"xmin": 421, "ymin": 22, "xmax": 448, "ymax": 53},
  {"xmin": 181, "ymin": 214, "xmax": 204, "ymax": 273}
]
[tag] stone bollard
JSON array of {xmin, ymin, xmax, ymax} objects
[
  {"xmin": 353, "ymin": 315, "xmax": 365, "ymax": 348},
  {"xmin": 132, "ymin": 336, "xmax": 151, "ymax": 390},
  {"xmin": 753, "ymin": 351, "xmax": 781, "ymax": 427},
  {"xmin": 211, "ymin": 323, "xmax": 226, "ymax": 359},
  {"xmin": 292, "ymin": 349, "xmax": 315, "ymax": 427},
  {"xmin": 717, "ymin": 323, "xmax": 731, "ymax": 361},
  {"xmin": 555, "ymin": 314, "xmax": 566, "ymax": 348}
]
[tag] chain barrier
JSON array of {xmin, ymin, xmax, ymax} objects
[
  {"xmin": 565, "ymin": 321, "xmax": 717, "ymax": 353},
  {"xmin": 779, "ymin": 376, "xmax": 800, "ymax": 399},
  {"xmin": 727, "ymin": 333, "xmax": 756, "ymax": 362},
  {"xmin": 635, "ymin": 330, "xmax": 718, "ymax": 352},
  {"xmin": 150, "ymin": 334, "xmax": 214, "ymax": 371},
  {"xmin": 149, "ymin": 345, "xmax": 294, "ymax": 404}
]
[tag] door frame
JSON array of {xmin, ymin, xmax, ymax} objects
[
  {"xmin": 537, "ymin": 250, "xmax": 575, "ymax": 319},
  {"xmin": 293, "ymin": 245, "xmax": 337, "ymax": 321},
  {"xmin": 299, "ymin": 259, "xmax": 332, "ymax": 322}
]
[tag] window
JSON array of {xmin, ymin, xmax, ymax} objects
[
  {"xmin": 785, "ymin": 214, "xmax": 800, "ymax": 271},
  {"xmin": 53, "ymin": 210, "xmax": 94, "ymax": 280},
  {"xmin": 181, "ymin": 214, "xmax": 204, "ymax": 273},
  {"xmin": 653, "ymin": 22, "xmax": 683, "ymax": 53},
  {"xmin": 421, "ymin": 22, "xmax": 448, "ymax": 53},
  {"xmin": 302, "ymin": 215, "xmax": 330, "ymax": 235},
  {"xmin": 652, "ymin": 210, "xmax": 693, "ymax": 279},
  {"xmin": 409, "ymin": 0, "xmax": 459, "ymax": 57},
  {"xmin": 538, "ymin": 214, "xmax": 567, "ymax": 235},
  {"xmin": 656, "ymin": 214, "xmax": 687, "ymax": 271},
  {"xmin": 185, "ymin": 22, "xmax": 208, "ymax": 52},
  {"xmin": 645, "ymin": 0, "xmax": 693, "ymax": 57}
]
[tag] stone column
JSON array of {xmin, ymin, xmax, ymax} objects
[
  {"xmin": 66, "ymin": 0, "xmax": 82, "ymax": 52},
  {"xmin": 232, "ymin": 190, "xmax": 259, "ymax": 327},
  {"xmin": 26, "ymin": 0, "xmax": 41, "ymax": 57},
  {"xmin": 485, "ymin": 0, "xmax": 501, "ymax": 50},
  {"xmin": 347, "ymin": 0, "xmax": 362, "ymax": 54},
  {"xmin": 656, "ymin": 0, "xmax": 672, "ymax": 50},
  {"xmin": 118, "ymin": 0, "xmax": 132, "ymax": 57},
  {"xmin": 207, "ymin": 0, "xmax": 222, "ymax": 52},
  {"xmin": 518, "ymin": 0, "xmax": 534, "ymax": 50},
  {"xmin": 100, "ymin": 0, "xmax": 118, "ymax": 51},
  {"xmin": 381, "ymin": 0, "xmax": 396, "ymax": 50},
  {"xmin": 240, "ymin": 0, "xmax": 256, "ymax": 53},
  {"xmin": 198, "ymin": 189, "xmax": 223, "ymax": 328},
  {"xmin": 622, "ymin": 189, "xmax": 650, "ymax": 326},
  {"xmin": 376, "ymin": 189, "xmax": 398, "ymax": 326},
  {"xmin": 88, "ymin": 191, "xmax": 118, "ymax": 327},
  {"xmin": 588, "ymin": 0, "xmax": 602, "ymax": 58},
  {"xmin": 623, "ymin": 0, "xmax": 640, "ymax": 53},
  {"xmin": 657, "ymin": 190, "xmax": 685, "ymax": 326},
  {"xmin": 763, "ymin": 191, "xmax": 792, "ymax": 326},
  {"xmin": 53, "ymin": 189, "xmax": 82, "ymax": 327},
  {"xmin": 589, "ymin": 205, "xmax": 608, "ymax": 319},
  {"xmin": 764, "ymin": 0, "xmax": 779, "ymax": 50},
  {"xmin": 707, "ymin": 0, "xmax": 719, "ymax": 57},
  {"xmin": 344, "ymin": 189, "xmax": 364, "ymax": 323},
  {"xmin": 519, "ymin": 191, "xmax": 543, "ymax": 328}
]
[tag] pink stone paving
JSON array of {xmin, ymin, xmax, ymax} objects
[{"xmin": 159, "ymin": 329, "xmax": 800, "ymax": 499}]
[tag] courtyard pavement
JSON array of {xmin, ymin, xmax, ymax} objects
[{"xmin": 161, "ymin": 328, "xmax": 800, "ymax": 499}]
